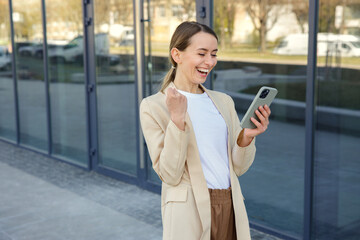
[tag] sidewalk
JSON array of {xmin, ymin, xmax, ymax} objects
[{"xmin": 0, "ymin": 140, "xmax": 281, "ymax": 240}]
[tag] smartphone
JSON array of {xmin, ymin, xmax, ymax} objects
[{"xmin": 240, "ymin": 86, "xmax": 278, "ymax": 129}]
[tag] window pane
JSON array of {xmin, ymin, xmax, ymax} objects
[
  {"xmin": 0, "ymin": 0, "xmax": 15, "ymax": 141},
  {"xmin": 313, "ymin": 1, "xmax": 360, "ymax": 239},
  {"xmin": 143, "ymin": 0, "xmax": 196, "ymax": 183},
  {"xmin": 94, "ymin": 0, "xmax": 137, "ymax": 174},
  {"xmin": 13, "ymin": 0, "xmax": 47, "ymax": 150},
  {"xmin": 46, "ymin": 0, "xmax": 87, "ymax": 165},
  {"xmin": 213, "ymin": 0, "xmax": 308, "ymax": 237}
]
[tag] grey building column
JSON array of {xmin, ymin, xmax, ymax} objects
[
  {"xmin": 196, "ymin": 0, "xmax": 213, "ymax": 27},
  {"xmin": 134, "ymin": 0, "xmax": 146, "ymax": 173},
  {"xmin": 82, "ymin": 0, "xmax": 99, "ymax": 170},
  {"xmin": 304, "ymin": 0, "xmax": 319, "ymax": 239},
  {"xmin": 41, "ymin": 0, "xmax": 53, "ymax": 155},
  {"xmin": 8, "ymin": 0, "xmax": 20, "ymax": 143},
  {"xmin": 196, "ymin": 0, "xmax": 213, "ymax": 89}
]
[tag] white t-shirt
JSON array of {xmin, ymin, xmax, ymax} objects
[{"xmin": 178, "ymin": 89, "xmax": 230, "ymax": 189}]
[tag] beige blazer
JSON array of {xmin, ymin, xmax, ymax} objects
[{"xmin": 140, "ymin": 82, "xmax": 256, "ymax": 240}]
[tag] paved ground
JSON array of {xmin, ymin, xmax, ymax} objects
[{"xmin": 0, "ymin": 140, "xmax": 282, "ymax": 240}]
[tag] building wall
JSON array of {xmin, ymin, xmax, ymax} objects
[{"xmin": 0, "ymin": 0, "xmax": 359, "ymax": 239}]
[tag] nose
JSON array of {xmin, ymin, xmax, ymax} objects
[{"xmin": 204, "ymin": 54, "xmax": 217, "ymax": 67}]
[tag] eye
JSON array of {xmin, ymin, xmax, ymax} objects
[
  {"xmin": 198, "ymin": 53, "xmax": 205, "ymax": 56},
  {"xmin": 211, "ymin": 54, "xmax": 217, "ymax": 57}
]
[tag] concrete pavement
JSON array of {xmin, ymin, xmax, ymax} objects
[{"xmin": 0, "ymin": 140, "xmax": 281, "ymax": 240}]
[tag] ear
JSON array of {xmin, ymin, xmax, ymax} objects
[{"xmin": 171, "ymin": 48, "xmax": 182, "ymax": 64}]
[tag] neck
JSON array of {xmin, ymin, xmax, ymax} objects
[{"xmin": 173, "ymin": 77, "xmax": 203, "ymax": 94}]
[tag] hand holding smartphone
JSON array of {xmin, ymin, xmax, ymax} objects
[{"xmin": 240, "ymin": 86, "xmax": 278, "ymax": 129}]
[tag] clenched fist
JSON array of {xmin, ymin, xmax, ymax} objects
[{"xmin": 166, "ymin": 87, "xmax": 187, "ymax": 131}]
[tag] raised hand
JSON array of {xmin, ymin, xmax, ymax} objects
[
  {"xmin": 238, "ymin": 104, "xmax": 271, "ymax": 147},
  {"xmin": 166, "ymin": 87, "xmax": 187, "ymax": 131}
]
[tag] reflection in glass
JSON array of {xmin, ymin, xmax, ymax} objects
[
  {"xmin": 13, "ymin": 0, "xmax": 47, "ymax": 150},
  {"xmin": 314, "ymin": 1, "xmax": 360, "ymax": 239},
  {"xmin": 213, "ymin": 1, "xmax": 308, "ymax": 237},
  {"xmin": 46, "ymin": 0, "xmax": 87, "ymax": 165},
  {"xmin": 94, "ymin": 0, "xmax": 137, "ymax": 174},
  {"xmin": 143, "ymin": 0, "xmax": 196, "ymax": 183},
  {"xmin": 0, "ymin": 0, "xmax": 15, "ymax": 140}
]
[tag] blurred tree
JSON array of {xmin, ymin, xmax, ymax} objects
[
  {"xmin": 0, "ymin": 0, "xmax": 10, "ymax": 41},
  {"xmin": 291, "ymin": 0, "xmax": 309, "ymax": 33},
  {"xmin": 243, "ymin": 0, "xmax": 285, "ymax": 52},
  {"xmin": 12, "ymin": 1, "xmax": 42, "ymax": 41},
  {"xmin": 94, "ymin": 1, "xmax": 111, "ymax": 33},
  {"xmin": 63, "ymin": 1, "xmax": 83, "ymax": 36},
  {"xmin": 181, "ymin": 0, "xmax": 196, "ymax": 21},
  {"xmin": 113, "ymin": 0, "xmax": 133, "ymax": 25},
  {"xmin": 318, "ymin": 0, "xmax": 342, "ymax": 33},
  {"xmin": 214, "ymin": 0, "xmax": 237, "ymax": 49}
]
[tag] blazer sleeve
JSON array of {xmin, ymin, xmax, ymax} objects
[
  {"xmin": 140, "ymin": 98, "xmax": 189, "ymax": 186},
  {"xmin": 228, "ymin": 96, "xmax": 257, "ymax": 176}
]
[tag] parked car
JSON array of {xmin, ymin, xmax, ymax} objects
[
  {"xmin": 273, "ymin": 33, "xmax": 360, "ymax": 57},
  {"xmin": 0, "ymin": 46, "xmax": 11, "ymax": 71},
  {"xmin": 48, "ymin": 33, "xmax": 109, "ymax": 63},
  {"xmin": 18, "ymin": 43, "xmax": 43, "ymax": 57}
]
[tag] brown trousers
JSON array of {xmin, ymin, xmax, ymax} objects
[{"xmin": 209, "ymin": 188, "xmax": 237, "ymax": 240}]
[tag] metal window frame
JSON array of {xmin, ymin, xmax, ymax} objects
[
  {"xmin": 196, "ymin": 0, "xmax": 213, "ymax": 89},
  {"xmin": 134, "ymin": 0, "xmax": 163, "ymax": 193},
  {"xmin": 82, "ymin": 0, "xmax": 98, "ymax": 171},
  {"xmin": 134, "ymin": 0, "xmax": 146, "ymax": 184},
  {"xmin": 41, "ymin": 0, "xmax": 53, "ymax": 155},
  {"xmin": 82, "ymin": 0, "xmax": 141, "ymax": 184},
  {"xmin": 304, "ymin": 0, "xmax": 319, "ymax": 239},
  {"xmin": 8, "ymin": 0, "xmax": 20, "ymax": 143},
  {"xmin": 6, "ymin": 0, "xmax": 90, "ymax": 169}
]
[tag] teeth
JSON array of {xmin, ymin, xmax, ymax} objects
[{"xmin": 197, "ymin": 68, "xmax": 209, "ymax": 73}]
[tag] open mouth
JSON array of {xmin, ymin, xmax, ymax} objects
[{"xmin": 197, "ymin": 68, "xmax": 209, "ymax": 76}]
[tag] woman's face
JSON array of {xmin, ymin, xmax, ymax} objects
[{"xmin": 175, "ymin": 32, "xmax": 218, "ymax": 85}]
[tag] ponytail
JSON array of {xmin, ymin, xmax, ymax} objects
[{"xmin": 160, "ymin": 66, "xmax": 176, "ymax": 93}]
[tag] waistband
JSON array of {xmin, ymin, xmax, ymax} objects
[{"xmin": 208, "ymin": 187, "xmax": 232, "ymax": 205}]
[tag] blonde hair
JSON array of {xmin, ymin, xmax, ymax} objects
[{"xmin": 160, "ymin": 21, "xmax": 218, "ymax": 93}]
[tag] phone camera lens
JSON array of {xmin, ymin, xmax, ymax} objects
[{"xmin": 260, "ymin": 89, "xmax": 269, "ymax": 99}]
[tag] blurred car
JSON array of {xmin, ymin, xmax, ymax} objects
[
  {"xmin": 48, "ymin": 34, "xmax": 109, "ymax": 63},
  {"xmin": 0, "ymin": 46, "xmax": 11, "ymax": 71},
  {"xmin": 18, "ymin": 40, "xmax": 66, "ymax": 59},
  {"xmin": 273, "ymin": 33, "xmax": 360, "ymax": 57},
  {"xmin": 18, "ymin": 43, "xmax": 43, "ymax": 57}
]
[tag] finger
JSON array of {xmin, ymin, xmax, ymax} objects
[
  {"xmin": 255, "ymin": 109, "xmax": 266, "ymax": 124},
  {"xmin": 264, "ymin": 104, "xmax": 271, "ymax": 116},
  {"xmin": 250, "ymin": 117, "xmax": 262, "ymax": 129},
  {"xmin": 251, "ymin": 117, "xmax": 267, "ymax": 133},
  {"xmin": 258, "ymin": 105, "xmax": 269, "ymax": 119}
]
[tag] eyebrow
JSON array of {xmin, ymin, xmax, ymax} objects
[{"xmin": 196, "ymin": 48, "xmax": 218, "ymax": 52}]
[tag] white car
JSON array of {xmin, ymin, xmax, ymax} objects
[
  {"xmin": 273, "ymin": 33, "xmax": 360, "ymax": 57},
  {"xmin": 48, "ymin": 34, "xmax": 109, "ymax": 63},
  {"xmin": 0, "ymin": 46, "xmax": 11, "ymax": 71},
  {"xmin": 18, "ymin": 43, "xmax": 43, "ymax": 57}
]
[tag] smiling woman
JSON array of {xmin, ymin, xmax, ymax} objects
[
  {"xmin": 159, "ymin": 22, "xmax": 218, "ymax": 94},
  {"xmin": 140, "ymin": 21, "xmax": 272, "ymax": 240}
]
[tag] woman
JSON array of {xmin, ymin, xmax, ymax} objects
[{"xmin": 140, "ymin": 21, "xmax": 271, "ymax": 240}]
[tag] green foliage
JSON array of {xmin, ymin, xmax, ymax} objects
[{"xmin": 214, "ymin": 0, "xmax": 237, "ymax": 49}]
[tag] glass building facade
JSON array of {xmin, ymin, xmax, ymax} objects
[{"xmin": 0, "ymin": 0, "xmax": 359, "ymax": 239}]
